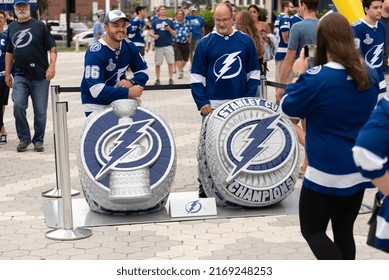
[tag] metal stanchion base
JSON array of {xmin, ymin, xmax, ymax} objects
[
  {"xmin": 45, "ymin": 227, "xmax": 92, "ymax": 241},
  {"xmin": 359, "ymin": 203, "xmax": 373, "ymax": 214},
  {"xmin": 42, "ymin": 188, "xmax": 80, "ymax": 198}
]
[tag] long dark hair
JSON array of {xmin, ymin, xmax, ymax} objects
[
  {"xmin": 315, "ymin": 13, "xmax": 369, "ymax": 91},
  {"xmin": 235, "ymin": 11, "xmax": 264, "ymax": 59}
]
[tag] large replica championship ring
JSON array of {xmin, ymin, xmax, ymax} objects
[
  {"xmin": 198, "ymin": 97, "xmax": 299, "ymax": 207},
  {"xmin": 78, "ymin": 100, "xmax": 176, "ymax": 214}
]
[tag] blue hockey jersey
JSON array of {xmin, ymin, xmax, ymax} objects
[
  {"xmin": 274, "ymin": 13, "xmax": 290, "ymax": 61},
  {"xmin": 127, "ymin": 17, "xmax": 146, "ymax": 47},
  {"xmin": 81, "ymin": 39, "xmax": 149, "ymax": 115},
  {"xmin": 353, "ymin": 96, "xmax": 389, "ymax": 250},
  {"xmin": 352, "ymin": 19, "xmax": 386, "ymax": 93},
  {"xmin": 281, "ymin": 62, "xmax": 379, "ymax": 196},
  {"xmin": 190, "ymin": 30, "xmax": 261, "ymax": 111}
]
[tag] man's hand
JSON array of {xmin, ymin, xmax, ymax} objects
[
  {"xmin": 46, "ymin": 64, "xmax": 56, "ymax": 81},
  {"xmin": 128, "ymin": 85, "xmax": 144, "ymax": 99},
  {"xmin": 200, "ymin": 104, "xmax": 212, "ymax": 116},
  {"xmin": 276, "ymin": 88, "xmax": 284, "ymax": 105}
]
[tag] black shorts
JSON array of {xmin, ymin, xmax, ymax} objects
[
  {"xmin": 173, "ymin": 42, "xmax": 190, "ymax": 62},
  {"xmin": 0, "ymin": 80, "xmax": 9, "ymax": 106}
]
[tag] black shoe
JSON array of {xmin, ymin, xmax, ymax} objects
[
  {"xmin": 17, "ymin": 141, "xmax": 31, "ymax": 152},
  {"xmin": 169, "ymin": 79, "xmax": 174, "ymax": 85},
  {"xmin": 198, "ymin": 184, "xmax": 207, "ymax": 198},
  {"xmin": 0, "ymin": 134, "xmax": 6, "ymax": 145},
  {"xmin": 154, "ymin": 79, "xmax": 161, "ymax": 86},
  {"xmin": 34, "ymin": 142, "xmax": 44, "ymax": 152}
]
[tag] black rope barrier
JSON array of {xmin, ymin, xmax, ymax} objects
[{"xmin": 56, "ymin": 80, "xmax": 287, "ymax": 93}]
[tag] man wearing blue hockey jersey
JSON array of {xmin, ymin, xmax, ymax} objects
[
  {"xmin": 274, "ymin": 1, "xmax": 295, "ymax": 83},
  {"xmin": 190, "ymin": 2, "xmax": 261, "ymax": 117},
  {"xmin": 352, "ymin": 0, "xmax": 386, "ymax": 94},
  {"xmin": 81, "ymin": 10, "xmax": 149, "ymax": 116},
  {"xmin": 127, "ymin": 5, "xmax": 147, "ymax": 56}
]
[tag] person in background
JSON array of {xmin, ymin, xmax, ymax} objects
[
  {"xmin": 81, "ymin": 10, "xmax": 148, "ymax": 116},
  {"xmin": 93, "ymin": 9, "xmax": 105, "ymax": 42},
  {"xmin": 185, "ymin": 7, "xmax": 205, "ymax": 67},
  {"xmin": 5, "ymin": 0, "xmax": 57, "ymax": 152},
  {"xmin": 380, "ymin": 0, "xmax": 389, "ymax": 74},
  {"xmin": 281, "ymin": 12, "xmax": 380, "ymax": 259},
  {"xmin": 235, "ymin": 10, "xmax": 264, "ymax": 95},
  {"xmin": 248, "ymin": 5, "xmax": 272, "ymax": 35},
  {"xmin": 274, "ymin": 1, "xmax": 295, "ymax": 84},
  {"xmin": 248, "ymin": 4, "xmax": 273, "ymax": 76},
  {"xmin": 352, "ymin": 0, "xmax": 386, "ymax": 94},
  {"xmin": 127, "ymin": 5, "xmax": 147, "ymax": 57},
  {"xmin": 276, "ymin": 0, "xmax": 319, "ymax": 178},
  {"xmin": 0, "ymin": 10, "xmax": 9, "ymax": 144},
  {"xmin": 173, "ymin": 9, "xmax": 191, "ymax": 79},
  {"xmin": 150, "ymin": 5, "xmax": 176, "ymax": 85},
  {"xmin": 353, "ymin": 96, "xmax": 389, "ymax": 252}
]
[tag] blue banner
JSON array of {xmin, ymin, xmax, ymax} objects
[{"xmin": 0, "ymin": 0, "xmax": 39, "ymax": 12}]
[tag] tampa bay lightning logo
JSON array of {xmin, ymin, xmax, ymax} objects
[
  {"xmin": 185, "ymin": 200, "xmax": 202, "ymax": 214},
  {"xmin": 12, "ymin": 29, "xmax": 33, "ymax": 48},
  {"xmin": 366, "ymin": 43, "xmax": 384, "ymax": 68},
  {"xmin": 95, "ymin": 119, "xmax": 161, "ymax": 180},
  {"xmin": 80, "ymin": 108, "xmax": 175, "ymax": 190},
  {"xmin": 226, "ymin": 115, "xmax": 281, "ymax": 183},
  {"xmin": 214, "ymin": 52, "xmax": 242, "ymax": 82}
]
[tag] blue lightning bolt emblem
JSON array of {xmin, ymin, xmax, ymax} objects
[
  {"xmin": 215, "ymin": 51, "xmax": 241, "ymax": 81},
  {"xmin": 226, "ymin": 115, "xmax": 280, "ymax": 183},
  {"xmin": 95, "ymin": 119, "xmax": 153, "ymax": 181},
  {"xmin": 185, "ymin": 200, "xmax": 202, "ymax": 214}
]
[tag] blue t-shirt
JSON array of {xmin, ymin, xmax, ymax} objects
[
  {"xmin": 93, "ymin": 20, "xmax": 104, "ymax": 42},
  {"xmin": 173, "ymin": 19, "xmax": 191, "ymax": 44},
  {"xmin": 282, "ymin": 62, "xmax": 379, "ymax": 196},
  {"xmin": 352, "ymin": 19, "xmax": 386, "ymax": 93},
  {"xmin": 185, "ymin": 15, "xmax": 204, "ymax": 40},
  {"xmin": 151, "ymin": 18, "xmax": 175, "ymax": 47},
  {"xmin": 0, "ymin": 32, "xmax": 7, "ymax": 81}
]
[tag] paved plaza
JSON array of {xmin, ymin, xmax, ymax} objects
[{"xmin": 0, "ymin": 50, "xmax": 388, "ymax": 260}]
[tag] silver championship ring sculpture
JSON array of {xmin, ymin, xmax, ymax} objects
[
  {"xmin": 198, "ymin": 97, "xmax": 299, "ymax": 207},
  {"xmin": 78, "ymin": 99, "xmax": 176, "ymax": 214}
]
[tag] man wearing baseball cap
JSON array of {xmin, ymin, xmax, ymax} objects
[
  {"xmin": 127, "ymin": 5, "xmax": 147, "ymax": 56},
  {"xmin": 5, "ymin": 0, "xmax": 57, "ymax": 152},
  {"xmin": 81, "ymin": 10, "xmax": 149, "ymax": 116},
  {"xmin": 93, "ymin": 9, "xmax": 105, "ymax": 42}
]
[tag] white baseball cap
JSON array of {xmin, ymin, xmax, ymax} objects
[{"xmin": 104, "ymin": 10, "xmax": 129, "ymax": 24}]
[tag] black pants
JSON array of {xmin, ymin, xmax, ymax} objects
[{"xmin": 299, "ymin": 186, "xmax": 365, "ymax": 260}]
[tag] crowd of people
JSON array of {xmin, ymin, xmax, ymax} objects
[{"xmin": 1, "ymin": 0, "xmax": 388, "ymax": 259}]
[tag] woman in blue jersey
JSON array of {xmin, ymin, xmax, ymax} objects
[
  {"xmin": 353, "ymin": 97, "xmax": 389, "ymax": 252},
  {"xmin": 281, "ymin": 13, "xmax": 380, "ymax": 259}
]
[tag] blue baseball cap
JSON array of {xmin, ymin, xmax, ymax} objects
[{"xmin": 14, "ymin": 0, "xmax": 30, "ymax": 5}]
